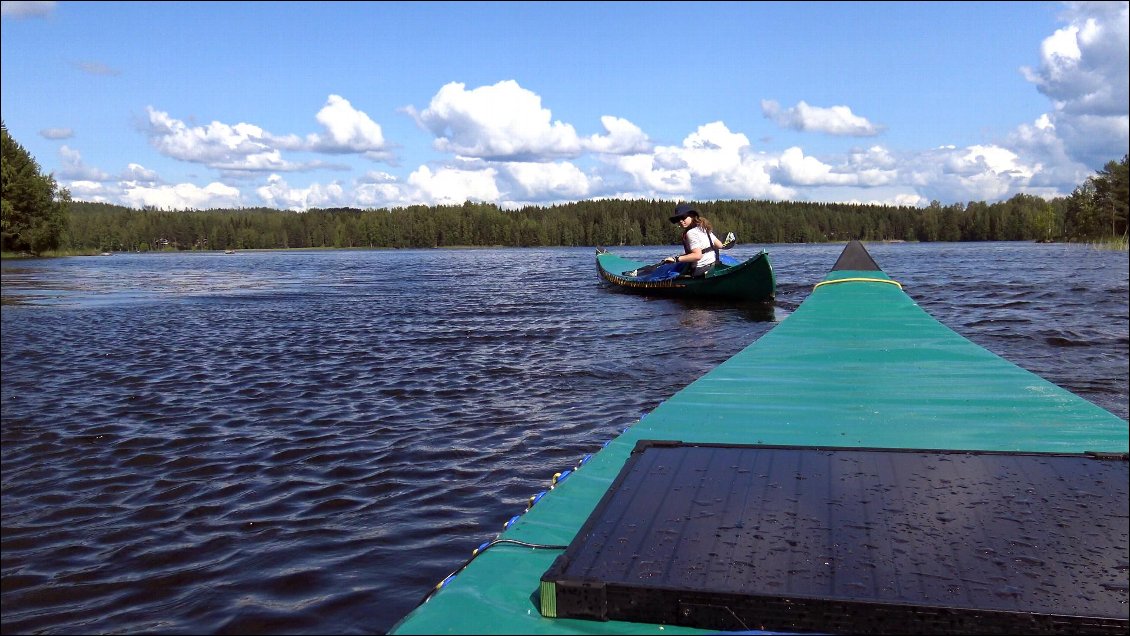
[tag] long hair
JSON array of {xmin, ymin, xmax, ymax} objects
[
  {"xmin": 681, "ymin": 215, "xmax": 715, "ymax": 252},
  {"xmin": 681, "ymin": 215, "xmax": 713, "ymax": 239}
]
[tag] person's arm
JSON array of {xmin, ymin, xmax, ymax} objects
[
  {"xmin": 666, "ymin": 227, "xmax": 709, "ymax": 264},
  {"xmin": 665, "ymin": 248, "xmax": 703, "ymax": 264}
]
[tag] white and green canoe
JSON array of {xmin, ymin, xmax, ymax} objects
[{"xmin": 390, "ymin": 241, "xmax": 1128, "ymax": 635}]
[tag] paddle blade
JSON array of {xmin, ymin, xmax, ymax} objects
[
  {"xmin": 623, "ymin": 261, "xmax": 681, "ymax": 280},
  {"xmin": 624, "ymin": 261, "xmax": 666, "ymax": 277}
]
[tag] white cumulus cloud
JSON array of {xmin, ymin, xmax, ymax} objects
[
  {"xmin": 306, "ymin": 94, "xmax": 390, "ymax": 157},
  {"xmin": 46, "ymin": 3, "xmax": 1130, "ymax": 213},
  {"xmin": 585, "ymin": 116, "xmax": 652, "ymax": 155},
  {"xmin": 761, "ymin": 99, "xmax": 883, "ymax": 136},
  {"xmin": 1, "ymin": 1, "xmax": 55, "ymax": 19},
  {"xmin": 616, "ymin": 122, "xmax": 795, "ymax": 201},
  {"xmin": 413, "ymin": 80, "xmax": 584, "ymax": 160},
  {"xmin": 144, "ymin": 107, "xmax": 310, "ymax": 172},
  {"xmin": 124, "ymin": 163, "xmax": 160, "ymax": 183},
  {"xmin": 406, "ymin": 164, "xmax": 501, "ymax": 206},
  {"xmin": 499, "ymin": 161, "xmax": 594, "ymax": 200},
  {"xmin": 1019, "ymin": 0, "xmax": 1129, "ymax": 168},
  {"xmin": 774, "ymin": 147, "xmax": 858, "ymax": 187},
  {"xmin": 56, "ymin": 145, "xmax": 111, "ymax": 181},
  {"xmin": 144, "ymin": 95, "xmax": 394, "ymax": 173},
  {"xmin": 256, "ymin": 174, "xmax": 348, "ymax": 211},
  {"xmin": 904, "ymin": 144, "xmax": 1042, "ymax": 203},
  {"xmin": 122, "ymin": 182, "xmax": 244, "ymax": 211},
  {"xmin": 40, "ymin": 127, "xmax": 73, "ymax": 140}
]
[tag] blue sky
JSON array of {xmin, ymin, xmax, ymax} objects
[{"xmin": 2, "ymin": 1, "xmax": 1128, "ymax": 211}]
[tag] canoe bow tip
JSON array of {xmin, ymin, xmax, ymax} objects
[{"xmin": 832, "ymin": 240, "xmax": 882, "ymax": 272}]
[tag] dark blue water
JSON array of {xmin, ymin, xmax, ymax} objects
[{"xmin": 2, "ymin": 242, "xmax": 1126, "ymax": 635}]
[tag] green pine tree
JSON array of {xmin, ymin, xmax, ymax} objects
[{"xmin": 2, "ymin": 121, "xmax": 70, "ymax": 255}]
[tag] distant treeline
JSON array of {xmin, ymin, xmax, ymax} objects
[
  {"xmin": 6, "ymin": 108, "xmax": 1127, "ymax": 256},
  {"xmin": 67, "ymin": 176, "xmax": 1126, "ymax": 253}
]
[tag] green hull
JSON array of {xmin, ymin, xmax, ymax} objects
[
  {"xmin": 595, "ymin": 249, "xmax": 775, "ymax": 302},
  {"xmin": 391, "ymin": 241, "xmax": 1127, "ymax": 635}
]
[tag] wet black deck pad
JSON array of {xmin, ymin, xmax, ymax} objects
[{"xmin": 539, "ymin": 441, "xmax": 1129, "ymax": 634}]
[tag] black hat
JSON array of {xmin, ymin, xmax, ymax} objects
[{"xmin": 669, "ymin": 202, "xmax": 699, "ymax": 223}]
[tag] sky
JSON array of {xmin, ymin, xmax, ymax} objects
[{"xmin": 2, "ymin": 1, "xmax": 1128, "ymax": 212}]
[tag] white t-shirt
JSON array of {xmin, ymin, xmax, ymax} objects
[{"xmin": 685, "ymin": 226, "xmax": 718, "ymax": 267}]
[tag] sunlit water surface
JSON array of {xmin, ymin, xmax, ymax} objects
[{"xmin": 2, "ymin": 242, "xmax": 1126, "ymax": 634}]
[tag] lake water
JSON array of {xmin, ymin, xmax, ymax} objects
[{"xmin": 2, "ymin": 242, "xmax": 1127, "ymax": 634}]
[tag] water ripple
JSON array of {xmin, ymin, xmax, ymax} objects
[{"xmin": 2, "ymin": 243, "xmax": 1126, "ymax": 634}]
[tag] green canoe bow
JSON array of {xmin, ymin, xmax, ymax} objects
[{"xmin": 390, "ymin": 241, "xmax": 1127, "ymax": 635}]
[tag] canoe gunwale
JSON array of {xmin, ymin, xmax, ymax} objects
[
  {"xmin": 594, "ymin": 248, "xmax": 775, "ymax": 301},
  {"xmin": 390, "ymin": 240, "xmax": 1129, "ymax": 636}
]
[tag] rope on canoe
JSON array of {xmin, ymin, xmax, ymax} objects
[
  {"xmin": 413, "ymin": 538, "xmax": 569, "ymax": 607},
  {"xmin": 409, "ymin": 447, "xmax": 599, "ymax": 609},
  {"xmin": 813, "ymin": 276, "xmax": 903, "ymax": 291},
  {"xmin": 408, "ymin": 416, "xmax": 645, "ymax": 612}
]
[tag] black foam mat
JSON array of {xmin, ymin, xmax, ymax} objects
[{"xmin": 539, "ymin": 441, "xmax": 1128, "ymax": 634}]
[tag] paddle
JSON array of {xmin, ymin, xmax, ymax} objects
[
  {"xmin": 622, "ymin": 232, "xmax": 738, "ymax": 278},
  {"xmin": 623, "ymin": 260, "xmax": 675, "ymax": 278}
]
